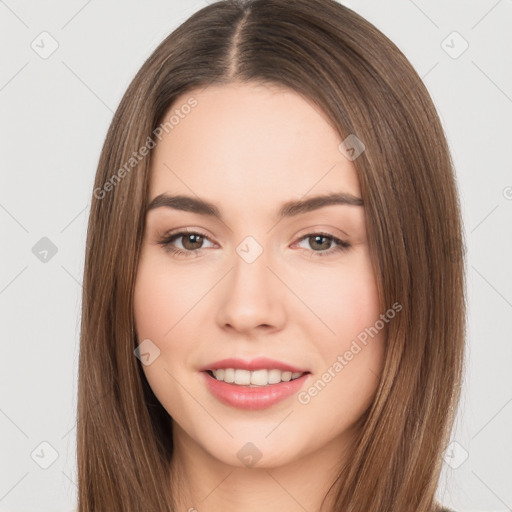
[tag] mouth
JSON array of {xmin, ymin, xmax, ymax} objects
[
  {"xmin": 201, "ymin": 368, "xmax": 311, "ymax": 410},
  {"xmin": 205, "ymin": 368, "xmax": 309, "ymax": 387}
]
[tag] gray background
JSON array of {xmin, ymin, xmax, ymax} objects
[{"xmin": 1, "ymin": 1, "xmax": 511, "ymax": 511}]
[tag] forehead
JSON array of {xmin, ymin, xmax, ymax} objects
[{"xmin": 148, "ymin": 82, "xmax": 361, "ymax": 215}]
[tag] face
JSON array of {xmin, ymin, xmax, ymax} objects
[{"xmin": 133, "ymin": 82, "xmax": 386, "ymax": 470}]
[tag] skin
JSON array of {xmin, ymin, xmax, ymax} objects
[{"xmin": 133, "ymin": 82, "xmax": 386, "ymax": 512}]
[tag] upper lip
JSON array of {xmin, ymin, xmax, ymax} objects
[{"xmin": 199, "ymin": 357, "xmax": 310, "ymax": 373}]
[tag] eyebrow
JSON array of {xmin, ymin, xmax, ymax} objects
[{"xmin": 146, "ymin": 192, "xmax": 363, "ymax": 221}]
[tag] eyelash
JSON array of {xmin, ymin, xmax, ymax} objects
[{"xmin": 157, "ymin": 228, "xmax": 351, "ymax": 258}]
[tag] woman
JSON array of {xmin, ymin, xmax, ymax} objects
[{"xmin": 77, "ymin": 0, "xmax": 466, "ymax": 510}]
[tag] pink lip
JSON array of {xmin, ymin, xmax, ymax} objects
[
  {"xmin": 200, "ymin": 371, "xmax": 310, "ymax": 410},
  {"xmin": 199, "ymin": 357, "xmax": 309, "ymax": 373}
]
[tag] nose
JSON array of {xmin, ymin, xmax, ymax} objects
[{"xmin": 215, "ymin": 243, "xmax": 287, "ymax": 335}]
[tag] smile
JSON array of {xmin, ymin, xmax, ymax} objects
[
  {"xmin": 201, "ymin": 370, "xmax": 310, "ymax": 410},
  {"xmin": 207, "ymin": 368, "xmax": 306, "ymax": 386}
]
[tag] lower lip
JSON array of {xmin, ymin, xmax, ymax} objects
[{"xmin": 201, "ymin": 371, "xmax": 310, "ymax": 410}]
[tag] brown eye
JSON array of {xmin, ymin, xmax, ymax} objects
[
  {"xmin": 181, "ymin": 233, "xmax": 204, "ymax": 250},
  {"xmin": 308, "ymin": 235, "xmax": 332, "ymax": 251},
  {"xmin": 157, "ymin": 230, "xmax": 216, "ymax": 257},
  {"xmin": 295, "ymin": 232, "xmax": 351, "ymax": 257}
]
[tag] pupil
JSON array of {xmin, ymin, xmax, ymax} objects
[
  {"xmin": 184, "ymin": 234, "xmax": 202, "ymax": 250},
  {"xmin": 311, "ymin": 235, "xmax": 329, "ymax": 250}
]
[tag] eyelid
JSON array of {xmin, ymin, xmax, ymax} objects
[
  {"xmin": 162, "ymin": 226, "xmax": 212, "ymax": 238},
  {"xmin": 294, "ymin": 224, "xmax": 350, "ymax": 240}
]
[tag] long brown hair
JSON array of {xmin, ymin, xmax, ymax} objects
[{"xmin": 77, "ymin": 0, "xmax": 466, "ymax": 510}]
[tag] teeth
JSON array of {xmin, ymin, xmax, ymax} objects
[
  {"xmin": 268, "ymin": 369, "xmax": 281, "ymax": 384},
  {"xmin": 223, "ymin": 368, "xmax": 235, "ymax": 383},
  {"xmin": 235, "ymin": 369, "xmax": 251, "ymax": 385},
  {"xmin": 211, "ymin": 368, "xmax": 305, "ymax": 386},
  {"xmin": 251, "ymin": 369, "xmax": 268, "ymax": 385}
]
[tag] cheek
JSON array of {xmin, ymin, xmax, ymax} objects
[
  {"xmin": 297, "ymin": 250, "xmax": 384, "ymax": 395},
  {"xmin": 133, "ymin": 254, "xmax": 192, "ymax": 383},
  {"xmin": 133, "ymin": 252, "xmax": 203, "ymax": 341},
  {"xmin": 133, "ymin": 254, "xmax": 195, "ymax": 416},
  {"xmin": 133, "ymin": 271, "xmax": 171, "ymax": 340},
  {"xmin": 296, "ymin": 275, "xmax": 385, "ymax": 434},
  {"xmin": 296, "ymin": 251, "xmax": 381, "ymax": 344}
]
